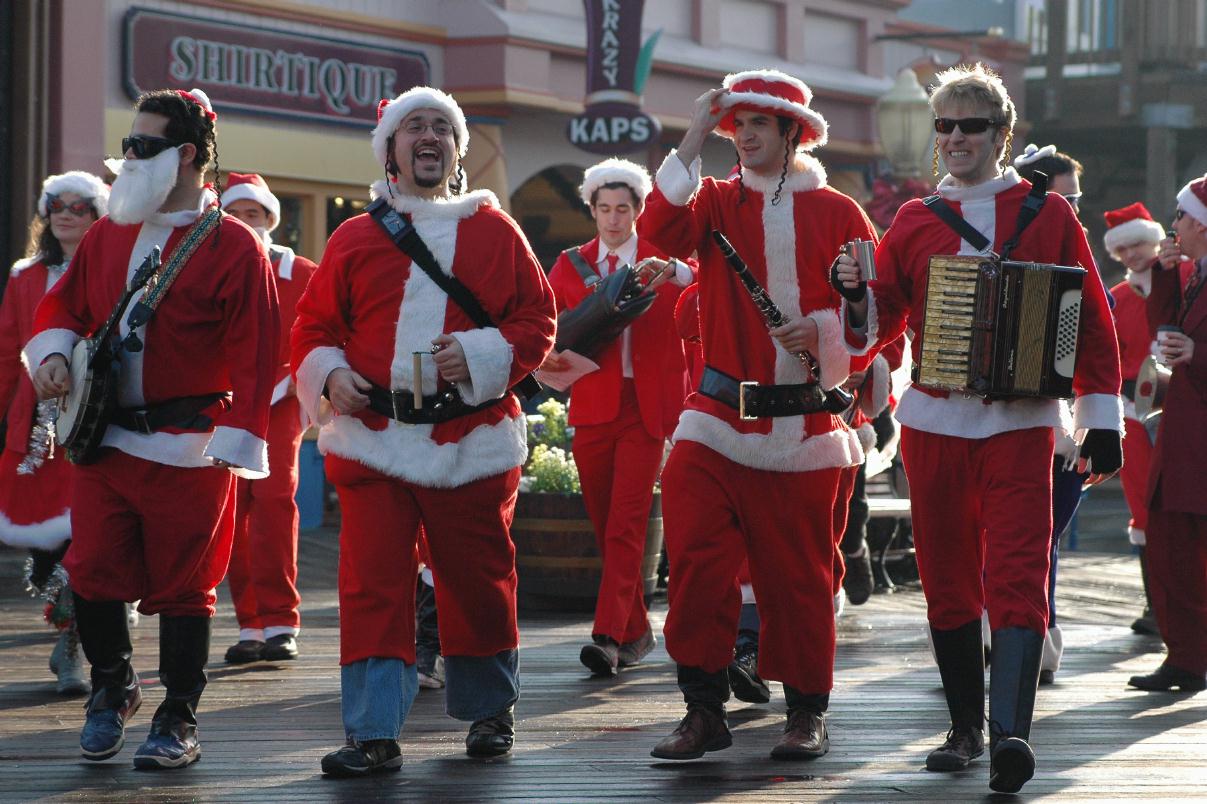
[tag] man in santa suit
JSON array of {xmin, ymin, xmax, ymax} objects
[
  {"xmin": 1100, "ymin": 202, "xmax": 1170, "ymax": 635},
  {"xmin": 639, "ymin": 69, "xmax": 877, "ymax": 762},
  {"xmin": 545, "ymin": 157, "xmax": 691, "ymax": 677},
  {"xmin": 27, "ymin": 88, "xmax": 279, "ymax": 769},
  {"xmin": 219, "ymin": 172, "xmax": 316, "ymax": 664},
  {"xmin": 1128, "ymin": 174, "xmax": 1207, "ymax": 694},
  {"xmin": 835, "ymin": 64, "xmax": 1123, "ymax": 793},
  {"xmin": 291, "ymin": 86, "xmax": 555, "ymax": 776}
]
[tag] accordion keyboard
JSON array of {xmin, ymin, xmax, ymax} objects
[{"xmin": 917, "ymin": 257, "xmax": 982, "ymax": 391}]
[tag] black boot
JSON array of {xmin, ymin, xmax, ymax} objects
[
  {"xmin": 926, "ymin": 620, "xmax": 986, "ymax": 771},
  {"xmin": 74, "ymin": 594, "xmax": 141, "ymax": 760},
  {"xmin": 650, "ymin": 665, "xmax": 732, "ymax": 759},
  {"xmin": 987, "ymin": 627, "xmax": 1043, "ymax": 794},
  {"xmin": 728, "ymin": 604, "xmax": 770, "ymax": 703},
  {"xmin": 1131, "ymin": 547, "xmax": 1159, "ymax": 635},
  {"xmin": 772, "ymin": 688, "xmax": 829, "ymax": 760},
  {"xmin": 134, "ymin": 616, "xmax": 210, "ymax": 769}
]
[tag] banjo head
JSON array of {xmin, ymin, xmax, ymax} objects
[
  {"xmin": 1134, "ymin": 354, "xmax": 1171, "ymax": 421},
  {"xmin": 55, "ymin": 338, "xmax": 94, "ymax": 446}
]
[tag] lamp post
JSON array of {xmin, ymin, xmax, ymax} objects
[{"xmin": 875, "ymin": 68, "xmax": 934, "ymax": 179}]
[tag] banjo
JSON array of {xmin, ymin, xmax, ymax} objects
[{"xmin": 56, "ymin": 246, "xmax": 161, "ymax": 464}]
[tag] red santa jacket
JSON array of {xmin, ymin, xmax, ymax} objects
[
  {"xmin": 1, "ymin": 258, "xmax": 62, "ymax": 454},
  {"xmin": 266, "ymin": 244, "xmax": 316, "ymax": 406},
  {"xmin": 639, "ymin": 151, "xmax": 875, "ymax": 473},
  {"xmin": 1146, "ymin": 257, "xmax": 1207, "ymax": 515},
  {"xmin": 23, "ymin": 201, "xmax": 280, "ymax": 478},
  {"xmin": 548, "ymin": 236, "xmax": 690, "ymax": 440},
  {"xmin": 291, "ymin": 182, "xmax": 556, "ymax": 488},
  {"xmin": 847, "ymin": 170, "xmax": 1122, "ymax": 439}
]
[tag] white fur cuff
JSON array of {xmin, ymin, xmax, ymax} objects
[
  {"xmin": 1129, "ymin": 526, "xmax": 1146, "ymax": 546},
  {"xmin": 655, "ymin": 150, "xmax": 702, "ymax": 207},
  {"xmin": 839, "ymin": 294, "xmax": 879, "ymax": 357},
  {"xmin": 206, "ymin": 426, "xmax": 270, "ymax": 479},
  {"xmin": 805, "ymin": 308, "xmax": 849, "ymax": 391},
  {"xmin": 21, "ymin": 328, "xmax": 79, "ymax": 378},
  {"xmin": 0, "ymin": 511, "xmax": 71, "ymax": 550},
  {"xmin": 296, "ymin": 346, "xmax": 349, "ymax": 427},
  {"xmin": 452, "ymin": 327, "xmax": 514, "ymax": 406},
  {"xmin": 862, "ymin": 353, "xmax": 892, "ymax": 418},
  {"xmin": 1072, "ymin": 393, "xmax": 1125, "ymax": 434}
]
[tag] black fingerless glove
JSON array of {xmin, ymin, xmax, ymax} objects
[
  {"xmin": 830, "ymin": 256, "xmax": 866, "ymax": 303},
  {"xmin": 1078, "ymin": 428, "xmax": 1123, "ymax": 475}
]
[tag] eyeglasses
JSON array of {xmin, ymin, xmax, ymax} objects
[
  {"xmin": 120, "ymin": 135, "xmax": 179, "ymax": 160},
  {"xmin": 45, "ymin": 194, "xmax": 94, "ymax": 217},
  {"xmin": 933, "ymin": 117, "xmax": 1003, "ymax": 135},
  {"xmin": 401, "ymin": 119, "xmax": 453, "ymax": 137}
]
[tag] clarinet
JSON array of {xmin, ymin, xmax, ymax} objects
[{"xmin": 710, "ymin": 230, "xmax": 854, "ymax": 412}]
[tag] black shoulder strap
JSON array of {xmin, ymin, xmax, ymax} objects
[
  {"xmin": 922, "ymin": 195, "xmax": 991, "ymax": 253},
  {"xmin": 564, "ymin": 247, "xmax": 600, "ymax": 288},
  {"xmin": 1000, "ymin": 171, "xmax": 1048, "ymax": 261},
  {"xmin": 366, "ymin": 197, "xmax": 540, "ymax": 399}
]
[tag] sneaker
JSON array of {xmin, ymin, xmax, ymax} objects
[
  {"xmin": 417, "ymin": 653, "xmax": 445, "ymax": 690},
  {"xmin": 618, "ymin": 628, "xmax": 656, "ymax": 667},
  {"xmin": 579, "ymin": 636, "xmax": 619, "ymax": 677},
  {"xmin": 80, "ymin": 681, "xmax": 143, "ymax": 761},
  {"xmin": 1130, "ymin": 608, "xmax": 1159, "ymax": 636},
  {"xmin": 727, "ymin": 644, "xmax": 771, "ymax": 704},
  {"xmin": 321, "ymin": 738, "xmax": 403, "ymax": 777},
  {"xmin": 133, "ymin": 722, "xmax": 201, "ymax": 770},
  {"xmin": 466, "ymin": 708, "xmax": 515, "ymax": 757},
  {"xmin": 55, "ymin": 628, "xmax": 91, "ymax": 696},
  {"xmin": 262, "ymin": 634, "xmax": 298, "ymax": 661},
  {"xmin": 925, "ymin": 725, "xmax": 985, "ymax": 771}
]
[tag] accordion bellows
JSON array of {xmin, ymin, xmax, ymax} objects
[{"xmin": 916, "ymin": 255, "xmax": 1085, "ymax": 399}]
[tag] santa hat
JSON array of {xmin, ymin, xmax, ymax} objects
[
  {"xmin": 578, "ymin": 158, "xmax": 652, "ymax": 207},
  {"xmin": 1176, "ymin": 173, "xmax": 1207, "ymax": 227},
  {"xmin": 714, "ymin": 69, "xmax": 828, "ymax": 151},
  {"xmin": 372, "ymin": 86, "xmax": 469, "ymax": 167},
  {"xmin": 1012, "ymin": 143, "xmax": 1056, "ymax": 170},
  {"xmin": 38, "ymin": 171, "xmax": 109, "ymax": 218},
  {"xmin": 221, "ymin": 172, "xmax": 281, "ymax": 231},
  {"xmin": 177, "ymin": 88, "xmax": 216, "ymax": 122},
  {"xmin": 1102, "ymin": 202, "xmax": 1165, "ymax": 255}
]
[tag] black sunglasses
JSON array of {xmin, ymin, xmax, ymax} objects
[
  {"xmin": 44, "ymin": 194, "xmax": 94, "ymax": 217},
  {"xmin": 1174, "ymin": 209, "xmax": 1186, "ymax": 222},
  {"xmin": 934, "ymin": 117, "xmax": 1003, "ymax": 135},
  {"xmin": 120, "ymin": 135, "xmax": 179, "ymax": 160}
]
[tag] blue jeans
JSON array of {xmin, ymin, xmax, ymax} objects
[
  {"xmin": 444, "ymin": 649, "xmax": 520, "ymax": 721},
  {"xmin": 341, "ymin": 658, "xmax": 418, "ymax": 742}
]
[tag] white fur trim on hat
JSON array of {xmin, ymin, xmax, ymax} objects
[
  {"xmin": 38, "ymin": 171, "xmax": 109, "ymax": 218},
  {"xmin": 1012, "ymin": 143, "xmax": 1056, "ymax": 169},
  {"xmin": 221, "ymin": 178, "xmax": 281, "ymax": 232},
  {"xmin": 1104, "ymin": 217, "xmax": 1165, "ymax": 255},
  {"xmin": 579, "ymin": 158, "xmax": 652, "ymax": 207},
  {"xmin": 1176, "ymin": 177, "xmax": 1207, "ymax": 227},
  {"xmin": 373, "ymin": 86, "xmax": 469, "ymax": 167},
  {"xmin": 716, "ymin": 69, "xmax": 829, "ymax": 151}
]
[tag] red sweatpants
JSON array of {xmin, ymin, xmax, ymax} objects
[
  {"xmin": 65, "ymin": 448, "xmax": 235, "ymax": 616},
  {"xmin": 572, "ymin": 380, "xmax": 664, "ymax": 643},
  {"xmin": 1119, "ymin": 417, "xmax": 1153, "ymax": 539},
  {"xmin": 662, "ymin": 440, "xmax": 842, "ymax": 694},
  {"xmin": 227, "ymin": 396, "xmax": 304, "ymax": 631},
  {"xmin": 325, "ymin": 454, "xmax": 521, "ymax": 665},
  {"xmin": 901, "ymin": 426, "xmax": 1054, "ymax": 633},
  {"xmin": 1146, "ymin": 506, "xmax": 1207, "ymax": 674}
]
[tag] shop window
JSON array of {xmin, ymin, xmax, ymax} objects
[
  {"xmin": 276, "ymin": 194, "xmax": 303, "ymax": 255},
  {"xmin": 327, "ymin": 195, "xmax": 369, "ymax": 237},
  {"xmin": 510, "ymin": 165, "xmax": 598, "ymax": 272}
]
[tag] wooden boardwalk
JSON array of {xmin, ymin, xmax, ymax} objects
[{"xmin": 1, "ymin": 531, "xmax": 1204, "ymax": 802}]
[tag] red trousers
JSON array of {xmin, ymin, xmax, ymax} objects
[
  {"xmin": 1146, "ymin": 506, "xmax": 1207, "ymax": 674},
  {"xmin": 227, "ymin": 397, "xmax": 304, "ymax": 631},
  {"xmin": 901, "ymin": 426, "xmax": 1053, "ymax": 633},
  {"xmin": 662, "ymin": 440, "xmax": 842, "ymax": 694},
  {"xmin": 1119, "ymin": 418, "xmax": 1153, "ymax": 539},
  {"xmin": 325, "ymin": 454, "xmax": 521, "ymax": 665},
  {"xmin": 65, "ymin": 449, "xmax": 235, "ymax": 616},
  {"xmin": 572, "ymin": 380, "xmax": 664, "ymax": 643}
]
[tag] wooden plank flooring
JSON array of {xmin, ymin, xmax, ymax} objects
[{"xmin": 1, "ymin": 531, "xmax": 1203, "ymax": 802}]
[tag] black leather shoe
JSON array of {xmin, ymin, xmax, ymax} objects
[
  {"xmin": 1130, "ymin": 609, "xmax": 1159, "ymax": 636},
  {"xmin": 262, "ymin": 634, "xmax": 298, "ymax": 661},
  {"xmin": 770, "ymin": 709, "xmax": 828, "ymax": 760},
  {"xmin": 728, "ymin": 645, "xmax": 771, "ymax": 704},
  {"xmin": 650, "ymin": 706, "xmax": 732, "ymax": 760},
  {"xmin": 1039, "ymin": 669, "xmax": 1055, "ymax": 686},
  {"xmin": 926, "ymin": 725, "xmax": 985, "ymax": 771},
  {"xmin": 321, "ymin": 739, "xmax": 403, "ymax": 777},
  {"xmin": 989, "ymin": 735, "xmax": 1035, "ymax": 793},
  {"xmin": 579, "ymin": 636, "xmax": 619, "ymax": 677},
  {"xmin": 223, "ymin": 640, "xmax": 265, "ymax": 665},
  {"xmin": 466, "ymin": 708, "xmax": 514, "ymax": 757},
  {"xmin": 618, "ymin": 628, "xmax": 656, "ymax": 667},
  {"xmin": 1128, "ymin": 662, "xmax": 1207, "ymax": 692},
  {"xmin": 842, "ymin": 544, "xmax": 875, "ymax": 606}
]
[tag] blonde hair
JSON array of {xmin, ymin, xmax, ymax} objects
[{"xmin": 929, "ymin": 63, "xmax": 1016, "ymax": 175}]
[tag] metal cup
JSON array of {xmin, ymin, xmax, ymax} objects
[{"xmin": 847, "ymin": 239, "xmax": 877, "ymax": 282}]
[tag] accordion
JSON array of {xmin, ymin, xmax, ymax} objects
[{"xmin": 915, "ymin": 255, "xmax": 1085, "ymax": 399}]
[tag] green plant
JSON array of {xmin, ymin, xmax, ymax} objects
[
  {"xmin": 523, "ymin": 444, "xmax": 581, "ymax": 494},
  {"xmin": 526, "ymin": 398, "xmax": 572, "ymax": 451}
]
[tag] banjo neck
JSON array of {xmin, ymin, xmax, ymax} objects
[{"xmin": 87, "ymin": 246, "xmax": 161, "ymax": 369}]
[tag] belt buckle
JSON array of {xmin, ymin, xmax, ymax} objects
[
  {"xmin": 391, "ymin": 390, "xmax": 408, "ymax": 420},
  {"xmin": 132, "ymin": 410, "xmax": 153, "ymax": 435},
  {"xmin": 738, "ymin": 381, "xmax": 759, "ymax": 421}
]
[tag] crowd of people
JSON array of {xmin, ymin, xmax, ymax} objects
[{"xmin": 2, "ymin": 60, "xmax": 1204, "ymax": 794}]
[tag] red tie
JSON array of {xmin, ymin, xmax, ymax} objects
[{"xmin": 605, "ymin": 253, "xmax": 619, "ymax": 275}]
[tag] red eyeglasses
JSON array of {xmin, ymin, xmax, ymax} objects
[
  {"xmin": 45, "ymin": 194, "xmax": 95, "ymax": 217},
  {"xmin": 933, "ymin": 117, "xmax": 1004, "ymax": 135}
]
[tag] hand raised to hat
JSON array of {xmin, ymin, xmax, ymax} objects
[{"xmin": 677, "ymin": 88, "xmax": 729, "ymax": 169}]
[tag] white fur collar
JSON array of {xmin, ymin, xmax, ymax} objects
[
  {"xmin": 146, "ymin": 188, "xmax": 218, "ymax": 229},
  {"xmin": 938, "ymin": 167, "xmax": 1021, "ymax": 203},
  {"xmin": 369, "ymin": 179, "xmax": 497, "ymax": 221},
  {"xmin": 1127, "ymin": 269, "xmax": 1153, "ymax": 298},
  {"xmin": 736, "ymin": 153, "xmax": 827, "ymax": 195},
  {"xmin": 9, "ymin": 255, "xmax": 42, "ymax": 277}
]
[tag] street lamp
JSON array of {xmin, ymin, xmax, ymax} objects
[{"xmin": 875, "ymin": 68, "xmax": 934, "ymax": 179}]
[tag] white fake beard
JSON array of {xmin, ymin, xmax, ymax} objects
[
  {"xmin": 104, "ymin": 147, "xmax": 181, "ymax": 224},
  {"xmin": 252, "ymin": 226, "xmax": 273, "ymax": 246}
]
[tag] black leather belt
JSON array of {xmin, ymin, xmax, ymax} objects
[
  {"xmin": 698, "ymin": 366, "xmax": 829, "ymax": 420},
  {"xmin": 110, "ymin": 392, "xmax": 229, "ymax": 435},
  {"xmin": 365, "ymin": 383, "xmax": 501, "ymax": 425}
]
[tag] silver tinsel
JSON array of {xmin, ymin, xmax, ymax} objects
[
  {"xmin": 22, "ymin": 557, "xmax": 73, "ymax": 628},
  {"xmin": 16, "ymin": 399, "xmax": 57, "ymax": 475}
]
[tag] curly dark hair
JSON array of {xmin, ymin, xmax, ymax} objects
[{"xmin": 134, "ymin": 90, "xmax": 218, "ymax": 174}]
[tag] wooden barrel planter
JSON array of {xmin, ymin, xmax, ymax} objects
[{"xmin": 510, "ymin": 491, "xmax": 663, "ymax": 612}]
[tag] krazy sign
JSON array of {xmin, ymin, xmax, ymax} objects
[
  {"xmin": 123, "ymin": 7, "xmax": 429, "ymax": 127},
  {"xmin": 567, "ymin": 0, "xmax": 662, "ymax": 155}
]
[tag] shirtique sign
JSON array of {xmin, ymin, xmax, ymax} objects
[{"xmin": 123, "ymin": 7, "xmax": 429, "ymax": 127}]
